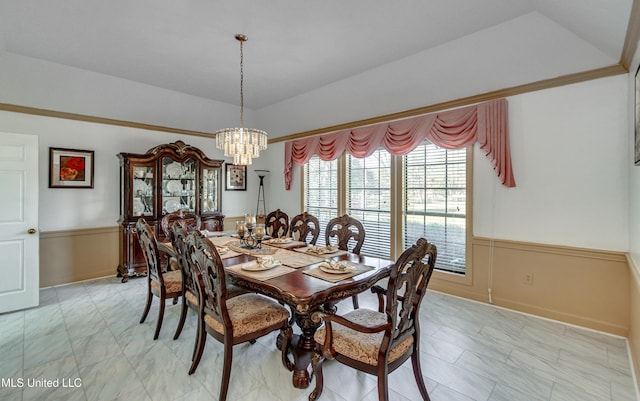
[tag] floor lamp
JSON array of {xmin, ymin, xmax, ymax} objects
[{"xmin": 255, "ymin": 169, "xmax": 269, "ymax": 224}]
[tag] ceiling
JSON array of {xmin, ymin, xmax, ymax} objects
[{"xmin": 0, "ymin": 0, "xmax": 634, "ymax": 111}]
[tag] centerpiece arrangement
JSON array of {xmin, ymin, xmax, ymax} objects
[{"xmin": 236, "ymin": 213, "xmax": 264, "ymax": 249}]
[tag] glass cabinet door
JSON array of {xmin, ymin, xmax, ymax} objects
[
  {"xmin": 201, "ymin": 167, "xmax": 219, "ymax": 213},
  {"xmin": 161, "ymin": 157, "xmax": 196, "ymax": 214},
  {"xmin": 132, "ymin": 165, "xmax": 154, "ymax": 216}
]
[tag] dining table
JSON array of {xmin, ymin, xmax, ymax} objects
[{"xmin": 160, "ymin": 233, "xmax": 393, "ymax": 389}]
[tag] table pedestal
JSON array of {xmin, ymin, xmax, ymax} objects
[{"xmin": 278, "ymin": 304, "xmax": 335, "ymax": 388}]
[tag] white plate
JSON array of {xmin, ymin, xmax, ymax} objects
[
  {"xmin": 133, "ymin": 179, "xmax": 148, "ymax": 193},
  {"xmin": 166, "ymin": 180, "xmax": 182, "ymax": 195},
  {"xmin": 133, "ymin": 198, "xmax": 145, "ymax": 215},
  {"xmin": 165, "ymin": 162, "xmax": 184, "ymax": 178},
  {"xmin": 319, "ymin": 264, "xmax": 353, "ymax": 274},
  {"xmin": 270, "ymin": 237, "xmax": 292, "ymax": 244},
  {"xmin": 306, "ymin": 246, "xmax": 339, "ymax": 254},
  {"xmin": 241, "ymin": 260, "xmax": 281, "ymax": 271},
  {"xmin": 164, "ymin": 199, "xmax": 181, "ymax": 213},
  {"xmin": 200, "ymin": 230, "xmax": 225, "ymax": 238}
]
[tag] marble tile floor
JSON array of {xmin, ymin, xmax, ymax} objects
[{"xmin": 0, "ymin": 275, "xmax": 638, "ymax": 401}]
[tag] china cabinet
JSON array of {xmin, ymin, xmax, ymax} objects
[{"xmin": 117, "ymin": 140, "xmax": 224, "ymax": 282}]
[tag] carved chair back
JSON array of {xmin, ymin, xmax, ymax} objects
[
  {"xmin": 136, "ymin": 218, "xmax": 163, "ymax": 287},
  {"xmin": 289, "ymin": 212, "xmax": 320, "ymax": 245},
  {"xmin": 385, "ymin": 238, "xmax": 436, "ymax": 348},
  {"xmin": 186, "ymin": 232, "xmax": 229, "ymax": 328},
  {"xmin": 170, "ymin": 224, "xmax": 198, "ymax": 297},
  {"xmin": 265, "ymin": 209, "xmax": 290, "ymax": 238},
  {"xmin": 202, "ymin": 215, "xmax": 224, "ymax": 232},
  {"xmin": 161, "ymin": 210, "xmax": 202, "ymax": 238},
  {"xmin": 325, "ymin": 214, "xmax": 365, "ymax": 254}
]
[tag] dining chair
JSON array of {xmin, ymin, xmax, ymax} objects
[
  {"xmin": 171, "ymin": 226, "xmax": 248, "ymax": 342},
  {"xmin": 309, "ymin": 238, "xmax": 436, "ymax": 401},
  {"xmin": 289, "ymin": 211, "xmax": 320, "ymax": 245},
  {"xmin": 160, "ymin": 210, "xmax": 202, "ymax": 238},
  {"xmin": 265, "ymin": 208, "xmax": 290, "ymax": 238},
  {"xmin": 168, "ymin": 223, "xmax": 204, "ymax": 365},
  {"xmin": 325, "ymin": 214, "xmax": 365, "ymax": 308},
  {"xmin": 186, "ymin": 232, "xmax": 292, "ymax": 401},
  {"xmin": 136, "ymin": 218, "xmax": 183, "ymax": 340},
  {"xmin": 202, "ymin": 215, "xmax": 224, "ymax": 232}
]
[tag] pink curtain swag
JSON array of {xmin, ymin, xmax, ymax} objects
[{"xmin": 284, "ymin": 98, "xmax": 515, "ymax": 189}]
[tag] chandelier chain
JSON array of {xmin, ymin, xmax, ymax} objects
[
  {"xmin": 214, "ymin": 33, "xmax": 267, "ymax": 166},
  {"xmin": 239, "ymin": 38, "xmax": 244, "ymax": 127}
]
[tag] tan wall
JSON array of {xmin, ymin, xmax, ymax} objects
[
  {"xmin": 40, "ymin": 226, "xmax": 120, "ymax": 287},
  {"xmin": 39, "ymin": 228, "xmax": 634, "ymax": 340},
  {"xmin": 430, "ymin": 237, "xmax": 631, "ymax": 336},
  {"xmin": 629, "ymin": 257, "xmax": 640, "ymax": 392}
]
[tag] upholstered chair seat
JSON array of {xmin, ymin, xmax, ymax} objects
[
  {"xmin": 313, "ymin": 309, "xmax": 413, "ymax": 365},
  {"xmin": 168, "ymin": 256, "xmax": 180, "ymax": 271},
  {"xmin": 150, "ymin": 270, "xmax": 182, "ymax": 294},
  {"xmin": 204, "ymin": 294, "xmax": 290, "ymax": 338},
  {"xmin": 184, "ymin": 289, "xmax": 198, "ymax": 306}
]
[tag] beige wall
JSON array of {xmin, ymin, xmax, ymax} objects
[
  {"xmin": 430, "ymin": 237, "xmax": 630, "ymax": 336},
  {"xmin": 39, "ymin": 227, "xmax": 120, "ymax": 287},
  {"xmin": 629, "ymin": 258, "xmax": 640, "ymax": 391}
]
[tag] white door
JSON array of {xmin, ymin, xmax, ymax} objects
[{"xmin": 0, "ymin": 132, "xmax": 39, "ymax": 313}]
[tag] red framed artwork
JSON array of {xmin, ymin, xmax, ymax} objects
[{"xmin": 49, "ymin": 147, "xmax": 94, "ymax": 188}]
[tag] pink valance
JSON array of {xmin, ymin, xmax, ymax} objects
[{"xmin": 284, "ymin": 98, "xmax": 515, "ymax": 189}]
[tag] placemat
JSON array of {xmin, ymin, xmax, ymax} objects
[
  {"xmin": 157, "ymin": 241, "xmax": 240, "ymax": 260},
  {"xmin": 271, "ymin": 248, "xmax": 324, "ymax": 268},
  {"xmin": 263, "ymin": 239, "xmax": 308, "ymax": 249},
  {"xmin": 303, "ymin": 262, "xmax": 375, "ymax": 283},
  {"xmin": 207, "ymin": 236, "xmax": 236, "ymax": 247},
  {"xmin": 226, "ymin": 262, "xmax": 295, "ymax": 281},
  {"xmin": 294, "ymin": 246, "xmax": 349, "ymax": 257},
  {"xmin": 217, "ymin": 249, "xmax": 242, "ymax": 260},
  {"xmin": 226, "ymin": 240, "xmax": 278, "ymax": 256}
]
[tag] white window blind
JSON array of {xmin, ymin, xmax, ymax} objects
[
  {"xmin": 304, "ymin": 155, "xmax": 338, "ymax": 244},
  {"xmin": 403, "ymin": 142, "xmax": 466, "ymax": 273},
  {"xmin": 346, "ymin": 149, "xmax": 391, "ymax": 259}
]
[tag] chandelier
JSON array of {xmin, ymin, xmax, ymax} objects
[{"xmin": 215, "ymin": 34, "xmax": 268, "ymax": 166}]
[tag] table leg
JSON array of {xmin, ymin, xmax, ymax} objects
[
  {"xmin": 277, "ymin": 312, "xmax": 320, "ymax": 388},
  {"xmin": 279, "ymin": 303, "xmax": 337, "ymax": 389}
]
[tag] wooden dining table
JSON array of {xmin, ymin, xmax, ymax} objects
[{"xmin": 160, "ymin": 235, "xmax": 393, "ymax": 389}]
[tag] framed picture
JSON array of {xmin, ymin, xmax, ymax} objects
[
  {"xmin": 49, "ymin": 147, "xmax": 94, "ymax": 188},
  {"xmin": 225, "ymin": 164, "xmax": 247, "ymax": 191},
  {"xmin": 635, "ymin": 64, "xmax": 640, "ymax": 165}
]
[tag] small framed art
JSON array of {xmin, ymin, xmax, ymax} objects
[
  {"xmin": 225, "ymin": 164, "xmax": 246, "ymax": 191},
  {"xmin": 49, "ymin": 147, "xmax": 94, "ymax": 188}
]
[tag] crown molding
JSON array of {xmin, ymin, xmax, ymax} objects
[
  {"xmin": 0, "ymin": 103, "xmax": 214, "ymax": 138},
  {"xmin": 0, "ymin": 63, "xmax": 627, "ymax": 144},
  {"xmin": 268, "ymin": 63, "xmax": 627, "ymax": 144}
]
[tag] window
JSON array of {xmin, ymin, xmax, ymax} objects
[
  {"xmin": 303, "ymin": 142, "xmax": 469, "ymax": 275},
  {"xmin": 346, "ymin": 150, "xmax": 391, "ymax": 259},
  {"xmin": 404, "ymin": 143, "xmax": 466, "ymax": 273},
  {"xmin": 304, "ymin": 155, "xmax": 338, "ymax": 244}
]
